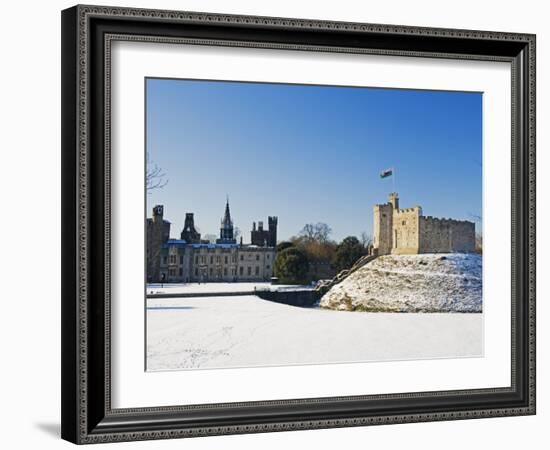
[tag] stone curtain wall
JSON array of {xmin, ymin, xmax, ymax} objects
[
  {"xmin": 447, "ymin": 220, "xmax": 476, "ymax": 253},
  {"xmin": 418, "ymin": 217, "xmax": 475, "ymax": 253}
]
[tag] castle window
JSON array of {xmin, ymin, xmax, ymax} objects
[
  {"xmin": 267, "ymin": 254, "xmax": 270, "ymax": 259},
  {"xmin": 216, "ymin": 256, "xmax": 221, "ymax": 263},
  {"xmin": 225, "ymin": 256, "xmax": 228, "ymax": 264},
  {"xmin": 195, "ymin": 268, "xmax": 198, "ymax": 276},
  {"xmin": 209, "ymin": 268, "xmax": 213, "ymax": 276},
  {"xmin": 240, "ymin": 255, "xmax": 244, "ymax": 261},
  {"xmin": 382, "ymin": 214, "xmax": 387, "ymax": 218},
  {"xmin": 169, "ymin": 255, "xmax": 176, "ymax": 264},
  {"xmin": 179, "ymin": 256, "xmax": 183, "ymax": 264},
  {"xmin": 195, "ymin": 256, "xmax": 198, "ymax": 264},
  {"xmin": 247, "ymin": 267, "xmax": 251, "ymax": 276},
  {"xmin": 255, "ymin": 266, "xmax": 260, "ymax": 275},
  {"xmin": 266, "ymin": 265, "xmax": 270, "ymax": 270},
  {"xmin": 239, "ymin": 267, "xmax": 243, "ymax": 276},
  {"xmin": 163, "ymin": 256, "xmax": 167, "ymax": 264},
  {"xmin": 402, "ymin": 220, "xmax": 406, "ymax": 226},
  {"xmin": 179, "ymin": 268, "xmax": 183, "ymax": 276},
  {"xmin": 256, "ymin": 254, "xmax": 260, "ymax": 261},
  {"xmin": 210, "ymin": 256, "xmax": 213, "ymax": 264}
]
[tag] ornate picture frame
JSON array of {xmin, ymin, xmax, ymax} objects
[{"xmin": 61, "ymin": 4, "xmax": 535, "ymax": 444}]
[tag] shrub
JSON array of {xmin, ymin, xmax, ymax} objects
[
  {"xmin": 276, "ymin": 241, "xmax": 295, "ymax": 252},
  {"xmin": 273, "ymin": 247, "xmax": 309, "ymax": 284},
  {"xmin": 333, "ymin": 236, "xmax": 365, "ymax": 272}
]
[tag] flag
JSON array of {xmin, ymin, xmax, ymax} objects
[{"xmin": 380, "ymin": 168, "xmax": 393, "ymax": 179}]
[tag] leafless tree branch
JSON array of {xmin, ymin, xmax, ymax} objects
[{"xmin": 146, "ymin": 153, "xmax": 169, "ymax": 192}]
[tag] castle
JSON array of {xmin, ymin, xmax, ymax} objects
[
  {"xmin": 372, "ymin": 193, "xmax": 475, "ymax": 255},
  {"xmin": 147, "ymin": 199, "xmax": 277, "ymax": 283}
]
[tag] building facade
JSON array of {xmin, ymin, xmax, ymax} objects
[
  {"xmin": 373, "ymin": 192, "xmax": 475, "ymax": 255},
  {"xmin": 147, "ymin": 200, "xmax": 277, "ymax": 283}
]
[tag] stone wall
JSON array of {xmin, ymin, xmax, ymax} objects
[
  {"xmin": 373, "ymin": 193, "xmax": 475, "ymax": 256},
  {"xmin": 418, "ymin": 217, "xmax": 475, "ymax": 253},
  {"xmin": 373, "ymin": 203, "xmax": 393, "ymax": 255},
  {"xmin": 448, "ymin": 220, "xmax": 476, "ymax": 252},
  {"xmin": 391, "ymin": 207, "xmax": 421, "ymax": 254},
  {"xmin": 306, "ymin": 261, "xmax": 337, "ymax": 282}
]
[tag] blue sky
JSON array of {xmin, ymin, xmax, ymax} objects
[{"xmin": 146, "ymin": 78, "xmax": 482, "ymax": 242}]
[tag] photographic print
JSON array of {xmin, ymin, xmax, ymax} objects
[
  {"xmin": 61, "ymin": 8, "xmax": 536, "ymax": 441},
  {"xmin": 145, "ymin": 78, "xmax": 483, "ymax": 372}
]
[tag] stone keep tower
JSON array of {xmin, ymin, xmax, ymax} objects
[
  {"xmin": 373, "ymin": 195, "xmax": 395, "ymax": 256},
  {"xmin": 372, "ymin": 192, "xmax": 475, "ymax": 255}
]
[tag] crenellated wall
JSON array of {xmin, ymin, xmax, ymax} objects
[
  {"xmin": 418, "ymin": 216, "xmax": 475, "ymax": 253},
  {"xmin": 373, "ymin": 193, "xmax": 475, "ymax": 255},
  {"xmin": 391, "ymin": 207, "xmax": 421, "ymax": 254}
]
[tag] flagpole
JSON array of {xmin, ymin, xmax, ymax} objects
[{"xmin": 392, "ymin": 166, "xmax": 396, "ymax": 193}]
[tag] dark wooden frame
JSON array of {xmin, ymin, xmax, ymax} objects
[{"xmin": 61, "ymin": 4, "xmax": 536, "ymax": 444}]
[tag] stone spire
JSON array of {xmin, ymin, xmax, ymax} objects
[
  {"xmin": 217, "ymin": 196, "xmax": 236, "ymax": 244},
  {"xmin": 222, "ymin": 196, "xmax": 232, "ymax": 227}
]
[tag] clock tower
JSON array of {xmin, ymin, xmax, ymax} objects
[{"xmin": 153, "ymin": 205, "xmax": 164, "ymax": 221}]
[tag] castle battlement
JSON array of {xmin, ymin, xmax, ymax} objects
[
  {"xmin": 421, "ymin": 216, "xmax": 472, "ymax": 225},
  {"xmin": 394, "ymin": 206, "xmax": 421, "ymax": 214},
  {"xmin": 373, "ymin": 193, "xmax": 475, "ymax": 256}
]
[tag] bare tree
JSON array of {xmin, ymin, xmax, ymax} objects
[
  {"xmin": 146, "ymin": 153, "xmax": 168, "ymax": 192},
  {"xmin": 233, "ymin": 226, "xmax": 242, "ymax": 242},
  {"xmin": 360, "ymin": 231, "xmax": 372, "ymax": 249},
  {"xmin": 299, "ymin": 222, "xmax": 332, "ymax": 243}
]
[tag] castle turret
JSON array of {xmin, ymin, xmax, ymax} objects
[
  {"xmin": 250, "ymin": 215, "xmax": 278, "ymax": 247},
  {"xmin": 152, "ymin": 204, "xmax": 164, "ymax": 222},
  {"xmin": 268, "ymin": 216, "xmax": 278, "ymax": 247},
  {"xmin": 373, "ymin": 201, "xmax": 393, "ymax": 256},
  {"xmin": 389, "ymin": 192, "xmax": 399, "ymax": 210}
]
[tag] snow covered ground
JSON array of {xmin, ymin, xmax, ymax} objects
[
  {"xmin": 147, "ymin": 282, "xmax": 313, "ymax": 295},
  {"xmin": 321, "ymin": 253, "xmax": 482, "ymax": 313},
  {"xmin": 146, "ymin": 294, "xmax": 483, "ymax": 371}
]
